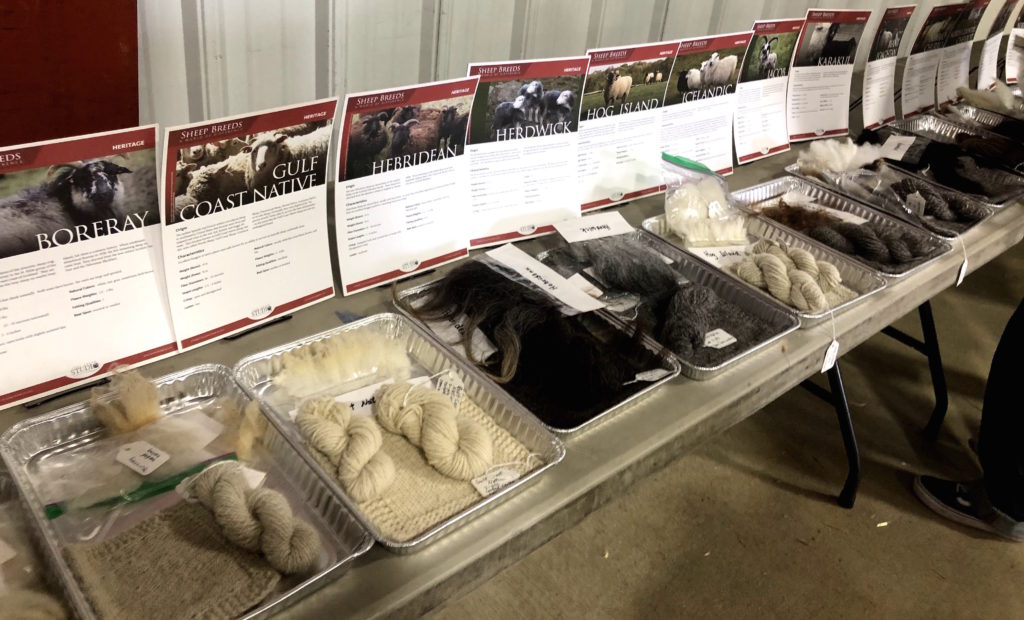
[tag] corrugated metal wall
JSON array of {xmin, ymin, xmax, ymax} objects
[{"xmin": 138, "ymin": 0, "xmax": 1020, "ymax": 128}]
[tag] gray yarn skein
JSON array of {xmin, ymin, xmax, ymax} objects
[
  {"xmin": 658, "ymin": 285, "xmax": 715, "ymax": 356},
  {"xmin": 570, "ymin": 236, "xmax": 679, "ymax": 299},
  {"xmin": 188, "ymin": 462, "xmax": 321, "ymax": 574}
]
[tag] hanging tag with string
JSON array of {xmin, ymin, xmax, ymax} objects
[
  {"xmin": 471, "ymin": 454, "xmax": 543, "ymax": 497},
  {"xmin": 955, "ymin": 236, "xmax": 968, "ymax": 287},
  {"xmin": 821, "ymin": 305, "xmax": 839, "ymax": 374}
]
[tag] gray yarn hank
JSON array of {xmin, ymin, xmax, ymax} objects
[{"xmin": 570, "ymin": 236, "xmax": 679, "ymax": 301}]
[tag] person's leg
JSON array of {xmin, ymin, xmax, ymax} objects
[{"xmin": 915, "ymin": 296, "xmax": 1024, "ymax": 541}]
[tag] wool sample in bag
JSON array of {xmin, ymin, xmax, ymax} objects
[
  {"xmin": 397, "ymin": 260, "xmax": 668, "ymax": 429},
  {"xmin": 375, "ymin": 382, "xmax": 493, "ymax": 480},
  {"xmin": 64, "ymin": 501, "xmax": 280, "ymax": 620},
  {"xmin": 664, "ymin": 173, "xmax": 748, "ymax": 247},
  {"xmin": 732, "ymin": 239, "xmax": 856, "ymax": 312},
  {"xmin": 90, "ymin": 368, "xmax": 162, "ymax": 434}
]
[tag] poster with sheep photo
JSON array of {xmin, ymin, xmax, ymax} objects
[
  {"xmin": 902, "ymin": 3, "xmax": 968, "ymax": 118},
  {"xmin": 862, "ymin": 5, "xmax": 917, "ymax": 130},
  {"xmin": 979, "ymin": 0, "xmax": 1020, "ymax": 89},
  {"xmin": 578, "ymin": 42, "xmax": 678, "ymax": 210},
  {"xmin": 733, "ymin": 18, "xmax": 804, "ymax": 164},
  {"xmin": 464, "ymin": 56, "xmax": 588, "ymax": 247},
  {"xmin": 787, "ymin": 9, "xmax": 871, "ymax": 142},
  {"xmin": 937, "ymin": 0, "xmax": 992, "ymax": 105},
  {"xmin": 336, "ymin": 76, "xmax": 478, "ymax": 294},
  {"xmin": 0, "ymin": 126, "xmax": 178, "ymax": 408},
  {"xmin": 1005, "ymin": 8, "xmax": 1024, "ymax": 83},
  {"xmin": 661, "ymin": 32, "xmax": 752, "ymax": 175},
  {"xmin": 161, "ymin": 98, "xmax": 337, "ymax": 349}
]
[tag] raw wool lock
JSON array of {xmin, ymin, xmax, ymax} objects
[
  {"xmin": 90, "ymin": 367, "xmax": 162, "ymax": 434},
  {"xmin": 375, "ymin": 381, "xmax": 493, "ymax": 480}
]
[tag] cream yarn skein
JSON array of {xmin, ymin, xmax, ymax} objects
[
  {"xmin": 375, "ymin": 382, "xmax": 493, "ymax": 480},
  {"xmin": 186, "ymin": 462, "xmax": 320, "ymax": 574},
  {"xmin": 296, "ymin": 398, "xmax": 395, "ymax": 502},
  {"xmin": 734, "ymin": 240, "xmax": 849, "ymax": 313}
]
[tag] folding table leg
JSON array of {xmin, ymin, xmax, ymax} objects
[
  {"xmin": 827, "ymin": 362, "xmax": 860, "ymax": 509},
  {"xmin": 918, "ymin": 301, "xmax": 948, "ymax": 440}
]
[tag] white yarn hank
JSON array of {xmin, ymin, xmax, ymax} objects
[
  {"xmin": 296, "ymin": 398, "xmax": 396, "ymax": 502},
  {"xmin": 375, "ymin": 382, "xmax": 493, "ymax": 481}
]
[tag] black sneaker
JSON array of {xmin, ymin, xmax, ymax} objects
[{"xmin": 914, "ymin": 476, "xmax": 1024, "ymax": 542}]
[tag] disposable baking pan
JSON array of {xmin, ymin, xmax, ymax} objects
[
  {"xmin": 0, "ymin": 364, "xmax": 373, "ymax": 620},
  {"xmin": 937, "ymin": 103, "xmax": 1012, "ymax": 132},
  {"xmin": 534, "ymin": 231, "xmax": 799, "ymax": 376},
  {"xmin": 234, "ymin": 313, "xmax": 566, "ymax": 552},
  {"xmin": 642, "ymin": 214, "xmax": 886, "ymax": 328},
  {"xmin": 784, "ymin": 162, "xmax": 994, "ymax": 238},
  {"xmin": 874, "ymin": 120, "xmax": 1024, "ymax": 208},
  {"xmin": 394, "ymin": 285, "xmax": 681, "ymax": 434},
  {"xmin": 732, "ymin": 176, "xmax": 952, "ymax": 278}
]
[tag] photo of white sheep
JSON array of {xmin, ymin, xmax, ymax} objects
[
  {"xmin": 579, "ymin": 58, "xmax": 672, "ymax": 120},
  {"xmin": 170, "ymin": 120, "xmax": 331, "ymax": 224},
  {"xmin": 469, "ymin": 74, "xmax": 583, "ymax": 144},
  {"xmin": 794, "ymin": 21, "xmax": 866, "ymax": 68},
  {"xmin": 665, "ymin": 43, "xmax": 747, "ymax": 106},
  {"xmin": 0, "ymin": 149, "xmax": 157, "ymax": 260}
]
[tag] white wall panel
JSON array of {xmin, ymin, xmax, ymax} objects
[
  {"xmin": 138, "ymin": 0, "xmax": 189, "ymax": 127},
  {"xmin": 436, "ymin": 0, "xmax": 516, "ymax": 79},
  {"xmin": 520, "ymin": 0, "xmax": 592, "ymax": 56},
  {"xmin": 337, "ymin": 0, "xmax": 437, "ymax": 93},
  {"xmin": 662, "ymin": 0, "xmax": 717, "ymax": 39},
  {"xmin": 594, "ymin": 0, "xmax": 662, "ymax": 46}
]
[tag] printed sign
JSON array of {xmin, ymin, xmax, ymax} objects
[
  {"xmin": 936, "ymin": 1, "xmax": 991, "ymax": 105},
  {"xmin": 863, "ymin": 5, "xmax": 917, "ymax": 130},
  {"xmin": 161, "ymin": 99, "xmax": 337, "ymax": 349},
  {"xmin": 902, "ymin": 3, "xmax": 968, "ymax": 118},
  {"xmin": 0, "ymin": 126, "xmax": 177, "ymax": 408},
  {"xmin": 336, "ymin": 77, "xmax": 477, "ymax": 294},
  {"xmin": 734, "ymin": 18, "xmax": 804, "ymax": 164},
  {"xmin": 979, "ymin": 0, "xmax": 1020, "ymax": 88},
  {"xmin": 579, "ymin": 42, "xmax": 677, "ymax": 210},
  {"xmin": 465, "ymin": 57, "xmax": 588, "ymax": 247},
  {"xmin": 662, "ymin": 32, "xmax": 753, "ymax": 175},
  {"xmin": 787, "ymin": 9, "xmax": 871, "ymax": 142},
  {"xmin": 1007, "ymin": 8, "xmax": 1024, "ymax": 83}
]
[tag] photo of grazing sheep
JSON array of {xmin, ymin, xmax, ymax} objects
[
  {"xmin": 579, "ymin": 58, "xmax": 672, "ymax": 120},
  {"xmin": 469, "ymin": 74, "xmax": 583, "ymax": 144},
  {"xmin": 665, "ymin": 44, "xmax": 747, "ymax": 106},
  {"xmin": 171, "ymin": 120, "xmax": 331, "ymax": 224},
  {"xmin": 739, "ymin": 32, "xmax": 798, "ymax": 82},
  {"xmin": 0, "ymin": 148, "xmax": 157, "ymax": 260},
  {"xmin": 344, "ymin": 95, "xmax": 473, "ymax": 181},
  {"xmin": 794, "ymin": 22, "xmax": 866, "ymax": 67}
]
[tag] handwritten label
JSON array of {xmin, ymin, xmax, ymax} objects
[
  {"xmin": 704, "ymin": 328, "xmax": 737, "ymax": 349},
  {"xmin": 692, "ymin": 244, "xmax": 749, "ymax": 269},
  {"xmin": 624, "ymin": 367, "xmax": 674, "ymax": 385},
  {"xmin": 568, "ymin": 273, "xmax": 604, "ymax": 298},
  {"xmin": 427, "ymin": 313, "xmax": 498, "ymax": 361},
  {"xmin": 116, "ymin": 441, "xmax": 170, "ymax": 476},
  {"xmin": 289, "ymin": 376, "xmax": 432, "ymax": 419},
  {"xmin": 239, "ymin": 465, "xmax": 267, "ymax": 490},
  {"xmin": 554, "ymin": 211, "xmax": 634, "ymax": 243},
  {"xmin": 471, "ymin": 466, "xmax": 523, "ymax": 497},
  {"xmin": 880, "ymin": 135, "xmax": 916, "ymax": 161},
  {"xmin": 435, "ymin": 370, "xmax": 465, "ymax": 409},
  {"xmin": 821, "ymin": 339, "xmax": 840, "ymax": 373},
  {"xmin": 486, "ymin": 244, "xmax": 605, "ymax": 313}
]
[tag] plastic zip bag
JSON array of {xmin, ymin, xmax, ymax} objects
[{"xmin": 662, "ymin": 154, "xmax": 747, "ymax": 247}]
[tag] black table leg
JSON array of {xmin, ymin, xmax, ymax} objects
[
  {"xmin": 799, "ymin": 360, "xmax": 861, "ymax": 509},
  {"xmin": 918, "ymin": 301, "xmax": 948, "ymax": 440}
]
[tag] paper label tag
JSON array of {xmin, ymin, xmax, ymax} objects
[
  {"xmin": 625, "ymin": 367, "xmax": 673, "ymax": 385},
  {"xmin": 471, "ymin": 466, "xmax": 523, "ymax": 497},
  {"xmin": 880, "ymin": 135, "xmax": 916, "ymax": 161},
  {"xmin": 427, "ymin": 314, "xmax": 498, "ymax": 361},
  {"xmin": 821, "ymin": 339, "xmax": 840, "ymax": 373},
  {"xmin": 116, "ymin": 441, "xmax": 170, "ymax": 476},
  {"xmin": 704, "ymin": 328, "xmax": 737, "ymax": 349},
  {"xmin": 692, "ymin": 245, "xmax": 749, "ymax": 269},
  {"xmin": 435, "ymin": 370, "xmax": 465, "ymax": 409},
  {"xmin": 0, "ymin": 537, "xmax": 16, "ymax": 565},
  {"xmin": 486, "ymin": 244, "xmax": 605, "ymax": 313},
  {"xmin": 554, "ymin": 211, "xmax": 634, "ymax": 243},
  {"xmin": 239, "ymin": 465, "xmax": 266, "ymax": 490},
  {"xmin": 290, "ymin": 375, "xmax": 433, "ymax": 419},
  {"xmin": 956, "ymin": 258, "xmax": 968, "ymax": 287},
  {"xmin": 568, "ymin": 273, "xmax": 604, "ymax": 298}
]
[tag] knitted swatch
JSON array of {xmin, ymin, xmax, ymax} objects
[
  {"xmin": 733, "ymin": 239, "xmax": 857, "ymax": 312},
  {"xmin": 375, "ymin": 382, "xmax": 493, "ymax": 480},
  {"xmin": 64, "ymin": 501, "xmax": 279, "ymax": 620},
  {"xmin": 185, "ymin": 462, "xmax": 321, "ymax": 574}
]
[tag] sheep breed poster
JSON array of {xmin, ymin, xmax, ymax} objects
[
  {"xmin": 1005, "ymin": 7, "xmax": 1024, "ymax": 83},
  {"xmin": 465, "ymin": 57, "xmax": 588, "ymax": 246},
  {"xmin": 901, "ymin": 3, "xmax": 966, "ymax": 118},
  {"xmin": 733, "ymin": 18, "xmax": 804, "ymax": 164},
  {"xmin": 661, "ymin": 32, "xmax": 753, "ymax": 175},
  {"xmin": 862, "ymin": 5, "xmax": 917, "ymax": 130},
  {"xmin": 0, "ymin": 126, "xmax": 177, "ymax": 408},
  {"xmin": 978, "ymin": 0, "xmax": 1020, "ymax": 89},
  {"xmin": 579, "ymin": 42, "xmax": 677, "ymax": 211},
  {"xmin": 787, "ymin": 9, "xmax": 871, "ymax": 142},
  {"xmin": 936, "ymin": 0, "xmax": 991, "ymax": 106},
  {"xmin": 161, "ymin": 99, "xmax": 337, "ymax": 349},
  {"xmin": 335, "ymin": 77, "xmax": 478, "ymax": 293}
]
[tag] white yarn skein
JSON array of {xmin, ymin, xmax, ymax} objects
[
  {"xmin": 375, "ymin": 382, "xmax": 493, "ymax": 481},
  {"xmin": 296, "ymin": 398, "xmax": 395, "ymax": 502}
]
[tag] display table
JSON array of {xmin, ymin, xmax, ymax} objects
[{"xmin": 1, "ymin": 145, "xmax": 1021, "ymax": 619}]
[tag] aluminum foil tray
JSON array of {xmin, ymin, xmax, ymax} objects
[
  {"xmin": 234, "ymin": 313, "xmax": 565, "ymax": 553},
  {"xmin": 784, "ymin": 162, "xmax": 994, "ymax": 239},
  {"xmin": 0, "ymin": 364, "xmax": 373, "ymax": 620},
  {"xmin": 535, "ymin": 231, "xmax": 799, "ymax": 375},
  {"xmin": 732, "ymin": 176, "xmax": 952, "ymax": 278},
  {"xmin": 642, "ymin": 214, "xmax": 886, "ymax": 328},
  {"xmin": 394, "ymin": 285, "xmax": 681, "ymax": 435},
  {"xmin": 938, "ymin": 103, "xmax": 1011, "ymax": 132}
]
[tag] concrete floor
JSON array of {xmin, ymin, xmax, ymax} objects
[{"xmin": 432, "ymin": 242, "xmax": 1024, "ymax": 619}]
